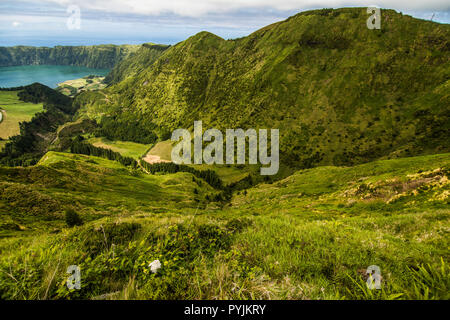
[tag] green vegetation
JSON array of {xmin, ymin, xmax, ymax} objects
[
  {"xmin": 0, "ymin": 7, "xmax": 448, "ymax": 300},
  {"xmin": 0, "ymin": 152, "xmax": 448, "ymax": 299},
  {"xmin": 140, "ymin": 161, "xmax": 224, "ymax": 190},
  {"xmin": 146, "ymin": 140, "xmax": 173, "ymax": 161},
  {"xmin": 0, "ymin": 140, "xmax": 7, "ymax": 152},
  {"xmin": 0, "ymin": 90, "xmax": 44, "ymax": 139},
  {"xmin": 70, "ymin": 139, "xmax": 138, "ymax": 168},
  {"xmin": 0, "ymin": 84, "xmax": 74, "ymax": 166},
  {"xmin": 77, "ymin": 8, "xmax": 450, "ymax": 168},
  {"xmin": 105, "ymin": 43, "xmax": 170, "ymax": 84},
  {"xmin": 65, "ymin": 208, "xmax": 83, "ymax": 227},
  {"xmin": 68, "ymin": 139, "xmax": 224, "ymax": 190},
  {"xmin": 50, "ymin": 119, "xmax": 98, "ymax": 152},
  {"xmin": 0, "ymin": 151, "xmax": 217, "ymax": 235},
  {"xmin": 93, "ymin": 116, "xmax": 158, "ymax": 144},
  {"xmin": 0, "ymin": 44, "xmax": 141, "ymax": 69},
  {"xmin": 17, "ymin": 83, "xmax": 73, "ymax": 113}
]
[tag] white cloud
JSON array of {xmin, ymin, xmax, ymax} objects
[
  {"xmin": 33, "ymin": 0, "xmax": 450, "ymax": 17},
  {"xmin": 12, "ymin": 21, "xmax": 21, "ymax": 27}
]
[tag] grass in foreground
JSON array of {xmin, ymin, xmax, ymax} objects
[{"xmin": 0, "ymin": 153, "xmax": 448, "ymax": 299}]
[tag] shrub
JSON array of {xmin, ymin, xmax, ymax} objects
[{"xmin": 65, "ymin": 208, "xmax": 83, "ymax": 227}]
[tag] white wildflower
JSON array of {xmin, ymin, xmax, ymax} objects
[{"xmin": 149, "ymin": 260, "xmax": 161, "ymax": 274}]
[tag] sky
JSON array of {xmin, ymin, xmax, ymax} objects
[{"xmin": 0, "ymin": 0, "xmax": 449, "ymax": 47}]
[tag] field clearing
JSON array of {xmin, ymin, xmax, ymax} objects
[
  {"xmin": 147, "ymin": 140, "xmax": 173, "ymax": 160},
  {"xmin": 86, "ymin": 137, "xmax": 151, "ymax": 159},
  {"xmin": 143, "ymin": 140, "xmax": 173, "ymax": 164},
  {"xmin": 0, "ymin": 91, "xmax": 44, "ymax": 139},
  {"xmin": 57, "ymin": 76, "xmax": 107, "ymax": 97}
]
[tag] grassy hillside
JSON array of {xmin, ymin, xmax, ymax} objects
[
  {"xmin": 0, "ymin": 151, "xmax": 217, "ymax": 236},
  {"xmin": 77, "ymin": 8, "xmax": 450, "ymax": 168},
  {"xmin": 0, "ymin": 91, "xmax": 44, "ymax": 139},
  {"xmin": 0, "ymin": 152, "xmax": 447, "ymax": 299},
  {"xmin": 0, "ymin": 44, "xmax": 141, "ymax": 69},
  {"xmin": 105, "ymin": 43, "xmax": 170, "ymax": 84}
]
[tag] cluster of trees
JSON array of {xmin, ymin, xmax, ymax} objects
[
  {"xmin": 17, "ymin": 83, "xmax": 74, "ymax": 114},
  {"xmin": 0, "ymin": 86, "xmax": 26, "ymax": 91},
  {"xmin": 0, "ymin": 109, "xmax": 70, "ymax": 167},
  {"xmin": 94, "ymin": 116, "xmax": 158, "ymax": 144},
  {"xmin": 227, "ymin": 174, "xmax": 254, "ymax": 191},
  {"xmin": 140, "ymin": 161, "xmax": 223, "ymax": 190},
  {"xmin": 0, "ymin": 84, "xmax": 74, "ymax": 167},
  {"xmin": 70, "ymin": 139, "xmax": 138, "ymax": 168},
  {"xmin": 0, "ymin": 156, "xmax": 38, "ymax": 167}
]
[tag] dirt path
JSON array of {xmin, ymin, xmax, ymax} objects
[{"xmin": 142, "ymin": 154, "xmax": 171, "ymax": 165}]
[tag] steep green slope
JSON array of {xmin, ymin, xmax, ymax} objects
[
  {"xmin": 104, "ymin": 43, "xmax": 170, "ymax": 84},
  {"xmin": 77, "ymin": 8, "xmax": 450, "ymax": 168},
  {"xmin": 0, "ymin": 44, "xmax": 140, "ymax": 69},
  {"xmin": 0, "ymin": 152, "xmax": 448, "ymax": 299}
]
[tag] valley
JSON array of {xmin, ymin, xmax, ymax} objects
[{"xmin": 0, "ymin": 7, "xmax": 448, "ymax": 300}]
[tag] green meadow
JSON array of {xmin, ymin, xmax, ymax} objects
[
  {"xmin": 0, "ymin": 91, "xmax": 44, "ymax": 139},
  {"xmin": 86, "ymin": 137, "xmax": 151, "ymax": 160}
]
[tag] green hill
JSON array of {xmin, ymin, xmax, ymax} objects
[
  {"xmin": 0, "ymin": 151, "xmax": 216, "ymax": 233},
  {"xmin": 77, "ymin": 8, "xmax": 450, "ymax": 168}
]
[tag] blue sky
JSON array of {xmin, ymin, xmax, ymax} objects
[{"xmin": 1, "ymin": 0, "xmax": 449, "ymax": 47}]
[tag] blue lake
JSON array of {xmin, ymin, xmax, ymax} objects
[{"xmin": 0, "ymin": 65, "xmax": 110, "ymax": 89}]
